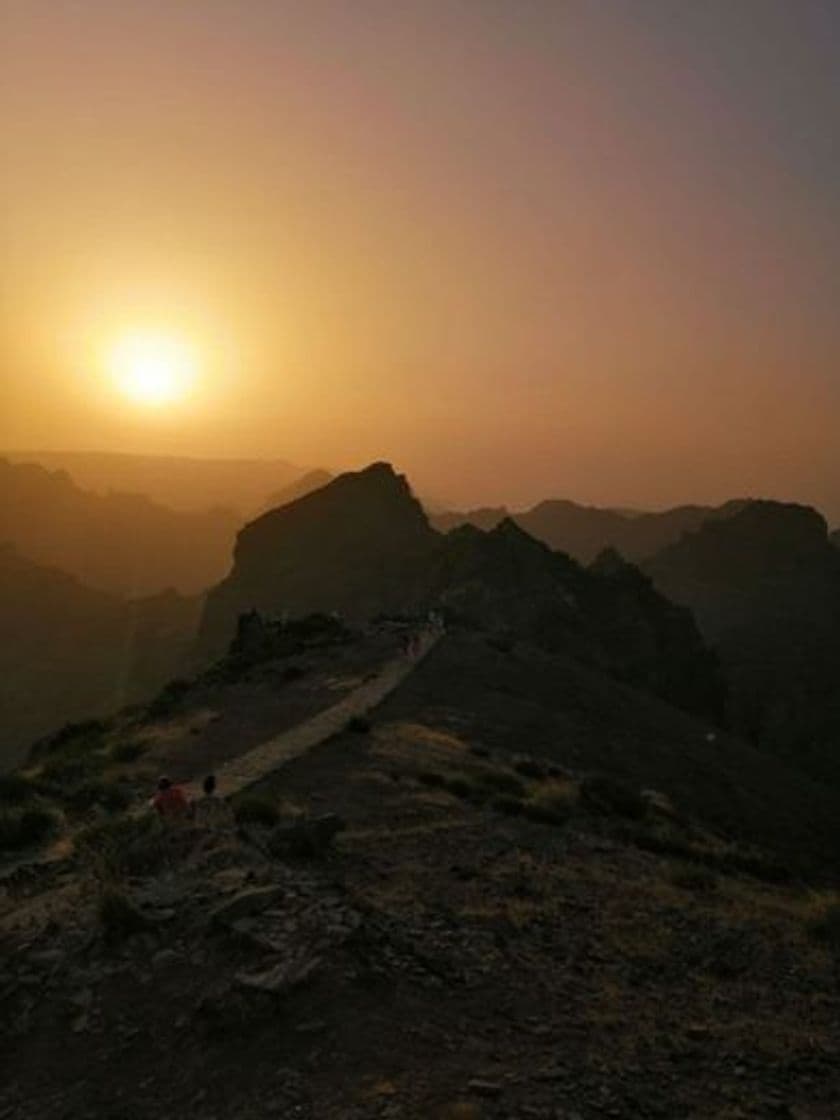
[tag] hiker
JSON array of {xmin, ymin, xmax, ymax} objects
[
  {"xmin": 192, "ymin": 773, "xmax": 235, "ymax": 832},
  {"xmin": 150, "ymin": 776, "xmax": 191, "ymax": 822}
]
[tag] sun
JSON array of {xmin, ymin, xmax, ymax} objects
[{"xmin": 109, "ymin": 330, "xmax": 197, "ymax": 406}]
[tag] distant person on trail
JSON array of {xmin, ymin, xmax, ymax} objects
[
  {"xmin": 150, "ymin": 776, "xmax": 190, "ymax": 822},
  {"xmin": 192, "ymin": 774, "xmax": 235, "ymax": 832}
]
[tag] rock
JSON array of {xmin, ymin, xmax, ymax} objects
[
  {"xmin": 29, "ymin": 949, "xmax": 66, "ymax": 969},
  {"xmin": 467, "ymin": 1079, "xmax": 504, "ymax": 1099},
  {"xmin": 236, "ymin": 954, "xmax": 322, "ymax": 996},
  {"xmin": 267, "ymin": 814, "xmax": 346, "ymax": 859},
  {"xmin": 152, "ymin": 948, "xmax": 180, "ymax": 968},
  {"xmin": 210, "ymin": 885, "xmax": 285, "ymax": 927}
]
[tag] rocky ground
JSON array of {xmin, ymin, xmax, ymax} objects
[{"xmin": 1, "ymin": 634, "xmax": 839, "ymax": 1119}]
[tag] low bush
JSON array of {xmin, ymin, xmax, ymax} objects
[
  {"xmin": 416, "ymin": 770, "xmax": 446, "ymax": 789},
  {"xmin": 807, "ymin": 896, "xmax": 840, "ymax": 951},
  {"xmin": 0, "ymin": 773, "xmax": 38, "ymax": 805},
  {"xmin": 147, "ymin": 678, "xmax": 191, "ymax": 718},
  {"xmin": 77, "ymin": 814, "xmax": 170, "ymax": 878},
  {"xmin": 233, "ymin": 795, "xmax": 280, "ymax": 828},
  {"xmin": 492, "ymin": 795, "xmax": 525, "ymax": 816},
  {"xmin": 0, "ymin": 805, "xmax": 60, "ymax": 851},
  {"xmin": 64, "ymin": 779, "xmax": 133, "ymax": 815},
  {"xmin": 98, "ymin": 887, "xmax": 148, "ymax": 943},
  {"xmin": 38, "ymin": 751, "xmax": 107, "ymax": 791},
  {"xmin": 669, "ymin": 864, "xmax": 718, "ymax": 893},
  {"xmin": 477, "ymin": 768, "xmax": 527, "ymax": 798},
  {"xmin": 513, "ymin": 756, "xmax": 547, "ymax": 780},
  {"xmin": 445, "ymin": 776, "xmax": 484, "ymax": 802},
  {"xmin": 522, "ymin": 784, "xmax": 575, "ymax": 827},
  {"xmin": 110, "ymin": 740, "xmax": 147, "ymax": 764},
  {"xmin": 521, "ymin": 802, "xmax": 569, "ymax": 827},
  {"xmin": 580, "ymin": 774, "xmax": 647, "ymax": 820},
  {"xmin": 31, "ymin": 719, "xmax": 107, "ymax": 760}
]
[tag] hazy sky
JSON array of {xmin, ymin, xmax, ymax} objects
[{"xmin": 2, "ymin": 1, "xmax": 839, "ymax": 519}]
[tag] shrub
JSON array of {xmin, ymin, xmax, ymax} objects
[
  {"xmin": 0, "ymin": 773, "xmax": 38, "ymax": 805},
  {"xmin": 31, "ymin": 719, "xmax": 107, "ymax": 760},
  {"xmin": 580, "ymin": 774, "xmax": 647, "ymax": 820},
  {"xmin": 38, "ymin": 751, "xmax": 106, "ymax": 791},
  {"xmin": 147, "ymin": 678, "xmax": 191, "ymax": 718},
  {"xmin": 98, "ymin": 887, "xmax": 147, "ymax": 943},
  {"xmin": 110, "ymin": 740, "xmax": 147, "ymax": 764},
  {"xmin": 492, "ymin": 795, "xmax": 525, "ymax": 816},
  {"xmin": 0, "ymin": 806, "xmax": 60, "ymax": 851},
  {"xmin": 445, "ymin": 776, "xmax": 477, "ymax": 801},
  {"xmin": 77, "ymin": 814, "xmax": 170, "ymax": 878},
  {"xmin": 64, "ymin": 779, "xmax": 133, "ymax": 815},
  {"xmin": 807, "ymin": 897, "xmax": 840, "ymax": 951},
  {"xmin": 416, "ymin": 770, "xmax": 446, "ymax": 789},
  {"xmin": 513, "ymin": 756, "xmax": 547, "ymax": 780},
  {"xmin": 347, "ymin": 715, "xmax": 371, "ymax": 734},
  {"xmin": 523, "ymin": 785, "xmax": 574, "ymax": 827},
  {"xmin": 233, "ymin": 795, "xmax": 280, "ymax": 828},
  {"xmin": 669, "ymin": 864, "xmax": 718, "ymax": 893},
  {"xmin": 478, "ymin": 768, "xmax": 527, "ymax": 798}
]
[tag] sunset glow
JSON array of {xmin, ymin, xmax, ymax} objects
[{"xmin": 109, "ymin": 332, "xmax": 197, "ymax": 407}]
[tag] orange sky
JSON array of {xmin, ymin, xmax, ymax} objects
[{"xmin": 2, "ymin": 2, "xmax": 838, "ymax": 520}]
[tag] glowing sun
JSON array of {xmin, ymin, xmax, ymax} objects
[{"xmin": 109, "ymin": 331, "xmax": 197, "ymax": 406}]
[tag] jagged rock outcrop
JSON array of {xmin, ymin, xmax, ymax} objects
[
  {"xmin": 643, "ymin": 501, "xmax": 840, "ymax": 782},
  {"xmin": 0, "ymin": 458, "xmax": 239, "ymax": 596},
  {"xmin": 197, "ymin": 463, "xmax": 438, "ymax": 659},
  {"xmin": 430, "ymin": 506, "xmax": 509, "ymax": 534},
  {"xmin": 432, "ymin": 522, "xmax": 724, "ymax": 718}
]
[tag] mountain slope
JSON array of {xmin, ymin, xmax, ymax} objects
[
  {"xmin": 643, "ymin": 501, "xmax": 840, "ymax": 783},
  {"xmin": 0, "ymin": 545, "xmax": 199, "ymax": 767},
  {"xmin": 0, "ymin": 458, "xmax": 239, "ymax": 595},
  {"xmin": 3, "ymin": 626, "xmax": 839, "ymax": 1119},
  {"xmin": 198, "ymin": 463, "xmax": 438, "ymax": 659}
]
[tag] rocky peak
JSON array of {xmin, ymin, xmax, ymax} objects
[{"xmin": 197, "ymin": 463, "xmax": 439, "ymax": 657}]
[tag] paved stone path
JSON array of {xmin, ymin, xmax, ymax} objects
[{"xmin": 188, "ymin": 626, "xmax": 443, "ymax": 800}]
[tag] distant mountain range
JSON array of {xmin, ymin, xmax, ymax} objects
[
  {"xmin": 431, "ymin": 499, "xmax": 750, "ymax": 563},
  {"xmin": 4, "ymin": 449, "xmax": 303, "ymax": 515},
  {"xmin": 0, "ymin": 458, "xmax": 239, "ymax": 596}
]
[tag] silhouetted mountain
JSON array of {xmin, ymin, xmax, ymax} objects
[
  {"xmin": 518, "ymin": 499, "xmax": 748, "ymax": 562},
  {"xmin": 433, "ymin": 497, "xmax": 748, "ymax": 563},
  {"xmin": 198, "ymin": 463, "xmax": 438, "ymax": 658},
  {"xmin": 5, "ymin": 450, "xmax": 302, "ymax": 515},
  {"xmin": 199, "ymin": 465, "xmax": 723, "ymax": 721},
  {"xmin": 432, "ymin": 522, "xmax": 724, "ymax": 719},
  {"xmin": 831, "ymin": 528, "xmax": 840, "ymax": 549},
  {"xmin": 263, "ymin": 469, "xmax": 333, "ymax": 511},
  {"xmin": 0, "ymin": 545, "xmax": 199, "ymax": 767},
  {"xmin": 0, "ymin": 458, "xmax": 239, "ymax": 595},
  {"xmin": 643, "ymin": 501, "xmax": 840, "ymax": 784},
  {"xmin": 430, "ymin": 506, "xmax": 508, "ymax": 533}
]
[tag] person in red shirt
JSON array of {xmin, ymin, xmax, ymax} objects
[{"xmin": 151, "ymin": 776, "xmax": 190, "ymax": 821}]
